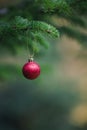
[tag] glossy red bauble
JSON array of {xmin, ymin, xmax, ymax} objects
[{"xmin": 22, "ymin": 61, "xmax": 40, "ymax": 80}]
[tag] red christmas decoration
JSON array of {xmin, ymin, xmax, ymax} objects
[{"xmin": 22, "ymin": 59, "xmax": 40, "ymax": 80}]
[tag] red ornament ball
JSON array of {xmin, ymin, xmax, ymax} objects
[{"xmin": 22, "ymin": 61, "xmax": 40, "ymax": 80}]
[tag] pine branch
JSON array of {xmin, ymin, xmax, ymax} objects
[
  {"xmin": 36, "ymin": 0, "xmax": 71, "ymax": 15},
  {"xmin": 0, "ymin": 16, "xmax": 59, "ymax": 37},
  {"xmin": 0, "ymin": 16, "xmax": 59, "ymax": 53}
]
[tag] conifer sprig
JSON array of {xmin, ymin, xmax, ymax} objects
[{"xmin": 0, "ymin": 16, "xmax": 59, "ymax": 53}]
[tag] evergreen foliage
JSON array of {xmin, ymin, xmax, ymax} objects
[
  {"xmin": 0, "ymin": 16, "xmax": 59, "ymax": 54},
  {"xmin": 0, "ymin": 0, "xmax": 87, "ymax": 81},
  {"xmin": 0, "ymin": 1, "xmax": 87, "ymax": 129},
  {"xmin": 0, "ymin": 0, "xmax": 87, "ymax": 53}
]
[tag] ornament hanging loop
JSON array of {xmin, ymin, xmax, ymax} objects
[{"xmin": 28, "ymin": 56, "xmax": 34, "ymax": 62}]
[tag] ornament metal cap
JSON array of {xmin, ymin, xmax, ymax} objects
[{"xmin": 28, "ymin": 57, "xmax": 34, "ymax": 62}]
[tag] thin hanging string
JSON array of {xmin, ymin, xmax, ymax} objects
[
  {"xmin": 26, "ymin": 38, "xmax": 30, "ymax": 58},
  {"xmin": 27, "ymin": 39, "xmax": 35, "ymax": 58},
  {"xmin": 27, "ymin": 41, "xmax": 35, "ymax": 58},
  {"xmin": 26, "ymin": 30, "xmax": 35, "ymax": 59}
]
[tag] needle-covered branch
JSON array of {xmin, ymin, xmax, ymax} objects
[{"xmin": 0, "ymin": 16, "xmax": 59, "ymax": 53}]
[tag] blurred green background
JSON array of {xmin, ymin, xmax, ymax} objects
[{"xmin": 0, "ymin": 0, "xmax": 87, "ymax": 130}]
